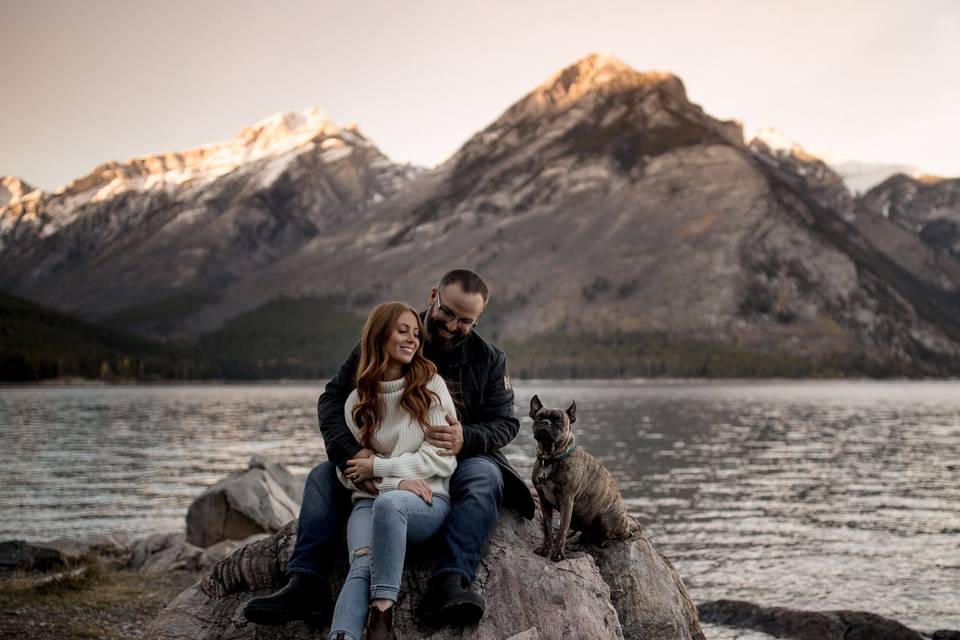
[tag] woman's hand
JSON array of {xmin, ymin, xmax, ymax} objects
[
  {"xmin": 398, "ymin": 479, "xmax": 433, "ymax": 504},
  {"xmin": 345, "ymin": 455, "xmax": 376, "ymax": 482}
]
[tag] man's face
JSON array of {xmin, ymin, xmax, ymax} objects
[{"xmin": 426, "ymin": 282, "xmax": 485, "ymax": 349}]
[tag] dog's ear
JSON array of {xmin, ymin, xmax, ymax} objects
[
  {"xmin": 566, "ymin": 401, "xmax": 577, "ymax": 425},
  {"xmin": 529, "ymin": 395, "xmax": 543, "ymax": 418}
]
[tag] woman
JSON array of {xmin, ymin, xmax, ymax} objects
[{"xmin": 329, "ymin": 301, "xmax": 458, "ymax": 640}]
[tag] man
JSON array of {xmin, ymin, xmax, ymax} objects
[{"xmin": 244, "ymin": 268, "xmax": 535, "ymax": 628}]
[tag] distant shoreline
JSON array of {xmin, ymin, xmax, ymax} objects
[{"xmin": 4, "ymin": 375, "xmax": 960, "ymax": 388}]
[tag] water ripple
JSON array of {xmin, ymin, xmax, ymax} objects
[{"xmin": 1, "ymin": 380, "xmax": 958, "ymax": 632}]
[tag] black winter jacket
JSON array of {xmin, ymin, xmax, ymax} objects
[{"xmin": 316, "ymin": 329, "xmax": 536, "ymax": 519}]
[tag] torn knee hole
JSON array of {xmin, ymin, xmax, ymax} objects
[{"xmin": 352, "ymin": 546, "xmax": 370, "ymax": 560}]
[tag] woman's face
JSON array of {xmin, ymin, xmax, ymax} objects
[{"xmin": 385, "ymin": 310, "xmax": 421, "ymax": 367}]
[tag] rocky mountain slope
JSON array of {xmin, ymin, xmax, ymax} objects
[
  {"xmin": 3, "ymin": 54, "xmax": 960, "ymax": 376},
  {"xmin": 748, "ymin": 136, "xmax": 960, "ymax": 300},
  {"xmin": 0, "ymin": 176, "xmax": 49, "ymax": 255},
  {"xmin": 0, "ymin": 176, "xmax": 40, "ymax": 209},
  {"xmin": 861, "ymin": 173, "xmax": 960, "ymax": 259},
  {"xmin": 831, "ymin": 160, "xmax": 923, "ymax": 195},
  {"xmin": 208, "ymin": 53, "xmax": 958, "ymax": 374},
  {"xmin": 0, "ymin": 108, "xmax": 417, "ymax": 335}
]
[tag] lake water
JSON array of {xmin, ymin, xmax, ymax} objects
[{"xmin": 1, "ymin": 381, "xmax": 958, "ymax": 633}]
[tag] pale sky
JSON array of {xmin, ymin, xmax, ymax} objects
[{"xmin": 2, "ymin": 0, "xmax": 958, "ymax": 191}]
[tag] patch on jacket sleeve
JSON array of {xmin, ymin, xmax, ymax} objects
[{"xmin": 503, "ymin": 375, "xmax": 512, "ymax": 390}]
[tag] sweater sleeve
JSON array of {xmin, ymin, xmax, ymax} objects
[
  {"xmin": 372, "ymin": 375, "xmax": 458, "ymax": 481},
  {"xmin": 378, "ymin": 476, "xmax": 404, "ymax": 492},
  {"xmin": 372, "ymin": 442, "xmax": 457, "ymax": 480},
  {"xmin": 343, "ymin": 389, "xmax": 363, "ymax": 442}
]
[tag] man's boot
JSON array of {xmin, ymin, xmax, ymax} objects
[
  {"xmin": 420, "ymin": 571, "xmax": 484, "ymax": 627},
  {"xmin": 243, "ymin": 573, "xmax": 332, "ymax": 626}
]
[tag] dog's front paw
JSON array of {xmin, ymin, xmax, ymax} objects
[
  {"xmin": 550, "ymin": 548, "xmax": 566, "ymax": 562},
  {"xmin": 534, "ymin": 544, "xmax": 551, "ymax": 557}
]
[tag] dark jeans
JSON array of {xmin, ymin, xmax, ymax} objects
[{"xmin": 286, "ymin": 455, "xmax": 504, "ymax": 583}]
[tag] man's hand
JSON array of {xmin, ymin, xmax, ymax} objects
[{"xmin": 426, "ymin": 413, "xmax": 464, "ymax": 457}]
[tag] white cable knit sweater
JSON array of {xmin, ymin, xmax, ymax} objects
[{"xmin": 338, "ymin": 373, "xmax": 458, "ymax": 501}]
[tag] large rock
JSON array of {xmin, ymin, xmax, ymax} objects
[
  {"xmin": 698, "ymin": 599, "xmax": 936, "ymax": 640},
  {"xmin": 128, "ymin": 532, "xmax": 270, "ymax": 574},
  {"xmin": 186, "ymin": 456, "xmax": 305, "ymax": 548},
  {"xmin": 43, "ymin": 532, "xmax": 134, "ymax": 569},
  {"xmin": 146, "ymin": 510, "xmax": 704, "ymax": 640},
  {"xmin": 129, "ymin": 533, "xmax": 205, "ymax": 573},
  {"xmin": 0, "ymin": 540, "xmax": 67, "ymax": 572}
]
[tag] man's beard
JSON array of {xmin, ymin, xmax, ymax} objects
[{"xmin": 425, "ymin": 315, "xmax": 468, "ymax": 351}]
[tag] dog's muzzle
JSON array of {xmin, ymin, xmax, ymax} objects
[{"xmin": 534, "ymin": 429, "xmax": 553, "ymax": 444}]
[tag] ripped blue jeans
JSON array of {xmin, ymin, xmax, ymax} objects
[{"xmin": 328, "ymin": 491, "xmax": 451, "ymax": 640}]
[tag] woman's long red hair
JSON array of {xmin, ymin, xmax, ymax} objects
[{"xmin": 352, "ymin": 302, "xmax": 439, "ymax": 447}]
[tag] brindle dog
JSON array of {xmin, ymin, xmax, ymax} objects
[{"xmin": 530, "ymin": 395, "xmax": 640, "ymax": 561}]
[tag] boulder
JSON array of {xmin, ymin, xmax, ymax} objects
[
  {"xmin": 43, "ymin": 532, "xmax": 134, "ymax": 569},
  {"xmin": 185, "ymin": 456, "xmax": 305, "ymax": 548},
  {"xmin": 698, "ymin": 599, "xmax": 933, "ymax": 640},
  {"xmin": 126, "ymin": 532, "xmax": 270, "ymax": 574},
  {"xmin": 146, "ymin": 510, "xmax": 705, "ymax": 640},
  {"xmin": 129, "ymin": 533, "xmax": 205, "ymax": 573},
  {"xmin": 199, "ymin": 534, "xmax": 272, "ymax": 569},
  {"xmin": 0, "ymin": 540, "xmax": 67, "ymax": 572}
]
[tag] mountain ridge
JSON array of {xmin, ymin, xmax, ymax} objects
[
  {"xmin": 3, "ymin": 53, "xmax": 959, "ymax": 377},
  {"xmin": 0, "ymin": 108, "xmax": 418, "ymax": 335}
]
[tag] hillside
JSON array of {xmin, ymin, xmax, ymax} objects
[{"xmin": 0, "ymin": 293, "xmax": 202, "ymax": 381}]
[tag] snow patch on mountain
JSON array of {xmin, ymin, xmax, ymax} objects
[{"xmin": 831, "ymin": 161, "xmax": 924, "ymax": 195}]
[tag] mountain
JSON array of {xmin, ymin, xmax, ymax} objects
[
  {"xmin": 193, "ymin": 53, "xmax": 960, "ymax": 375},
  {"xmin": 0, "ymin": 176, "xmax": 49, "ymax": 255},
  {"xmin": 860, "ymin": 174, "xmax": 960, "ymax": 257},
  {"xmin": 745, "ymin": 128, "xmax": 926, "ymax": 195},
  {"xmin": 3, "ymin": 54, "xmax": 960, "ymax": 377},
  {"xmin": 0, "ymin": 108, "xmax": 418, "ymax": 335},
  {"xmin": 744, "ymin": 132, "xmax": 959, "ymax": 296},
  {"xmin": 747, "ymin": 135, "xmax": 960, "ymax": 302},
  {"xmin": 0, "ymin": 176, "xmax": 40, "ymax": 208},
  {"xmin": 831, "ymin": 161, "xmax": 923, "ymax": 195},
  {"xmin": 747, "ymin": 129, "xmax": 855, "ymax": 219},
  {"xmin": 839, "ymin": 174, "xmax": 960, "ymax": 304}
]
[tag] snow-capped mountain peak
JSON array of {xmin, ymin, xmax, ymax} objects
[
  {"xmin": 0, "ymin": 176, "xmax": 42, "ymax": 209},
  {"xmin": 232, "ymin": 106, "xmax": 343, "ymax": 152},
  {"xmin": 746, "ymin": 127, "xmax": 829, "ymax": 163}
]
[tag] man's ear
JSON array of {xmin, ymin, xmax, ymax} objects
[
  {"xmin": 529, "ymin": 395, "xmax": 543, "ymax": 418},
  {"xmin": 428, "ymin": 287, "xmax": 438, "ymax": 307},
  {"xmin": 566, "ymin": 401, "xmax": 577, "ymax": 425}
]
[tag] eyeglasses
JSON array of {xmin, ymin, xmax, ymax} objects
[{"xmin": 435, "ymin": 289, "xmax": 479, "ymax": 330}]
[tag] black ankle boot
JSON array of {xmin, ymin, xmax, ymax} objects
[
  {"xmin": 242, "ymin": 573, "xmax": 331, "ymax": 626},
  {"xmin": 366, "ymin": 604, "xmax": 395, "ymax": 640},
  {"xmin": 420, "ymin": 571, "xmax": 484, "ymax": 627}
]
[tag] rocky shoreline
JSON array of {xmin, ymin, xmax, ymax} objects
[
  {"xmin": 3, "ymin": 456, "xmax": 958, "ymax": 640},
  {"xmin": 698, "ymin": 600, "xmax": 960, "ymax": 640}
]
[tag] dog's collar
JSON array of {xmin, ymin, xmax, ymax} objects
[{"xmin": 538, "ymin": 440, "xmax": 578, "ymax": 465}]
